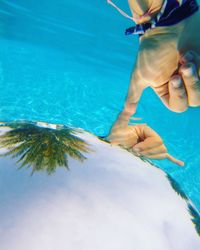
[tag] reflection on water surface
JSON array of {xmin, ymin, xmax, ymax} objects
[
  {"xmin": 0, "ymin": 121, "xmax": 90, "ymax": 174},
  {"xmin": 0, "ymin": 120, "xmax": 200, "ymax": 244}
]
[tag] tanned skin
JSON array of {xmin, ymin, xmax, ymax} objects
[{"xmin": 108, "ymin": 0, "xmax": 200, "ymax": 166}]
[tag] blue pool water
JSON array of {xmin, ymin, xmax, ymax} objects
[{"xmin": 0, "ymin": 0, "xmax": 200, "ymax": 209}]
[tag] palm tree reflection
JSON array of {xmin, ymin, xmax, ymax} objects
[{"xmin": 0, "ymin": 121, "xmax": 90, "ymax": 175}]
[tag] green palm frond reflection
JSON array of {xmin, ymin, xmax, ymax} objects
[{"xmin": 0, "ymin": 121, "xmax": 90, "ymax": 174}]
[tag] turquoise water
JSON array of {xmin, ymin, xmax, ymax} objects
[{"xmin": 0, "ymin": 0, "xmax": 200, "ymax": 209}]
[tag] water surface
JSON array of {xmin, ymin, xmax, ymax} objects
[{"xmin": 0, "ymin": 0, "xmax": 200, "ymax": 209}]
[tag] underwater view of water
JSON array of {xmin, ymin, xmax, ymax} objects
[{"xmin": 0, "ymin": 0, "xmax": 200, "ymax": 209}]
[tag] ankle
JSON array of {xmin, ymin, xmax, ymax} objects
[{"xmin": 128, "ymin": 0, "xmax": 164, "ymax": 24}]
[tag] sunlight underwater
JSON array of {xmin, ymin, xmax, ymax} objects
[
  {"xmin": 0, "ymin": 0, "xmax": 200, "ymax": 249},
  {"xmin": 0, "ymin": 1, "xmax": 200, "ymax": 210}
]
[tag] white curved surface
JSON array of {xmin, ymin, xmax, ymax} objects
[{"xmin": 0, "ymin": 130, "xmax": 199, "ymax": 250}]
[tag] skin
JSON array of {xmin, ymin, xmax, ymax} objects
[
  {"xmin": 128, "ymin": 0, "xmax": 166, "ymax": 23},
  {"xmin": 109, "ymin": 55, "xmax": 199, "ymax": 166},
  {"xmin": 125, "ymin": 0, "xmax": 200, "ymax": 115},
  {"xmin": 108, "ymin": 0, "xmax": 200, "ymax": 164},
  {"xmin": 109, "ymin": 123, "xmax": 184, "ymax": 166}
]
